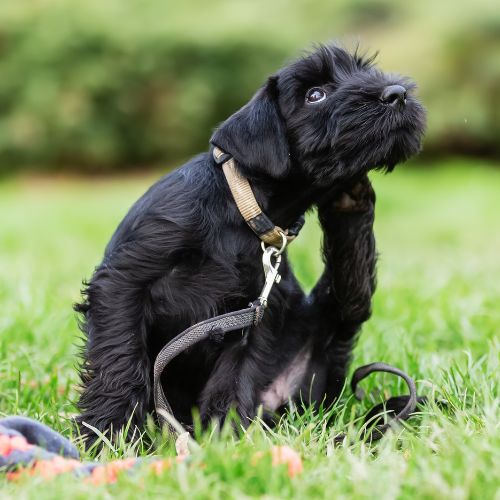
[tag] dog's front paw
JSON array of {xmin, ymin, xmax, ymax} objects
[{"xmin": 199, "ymin": 392, "xmax": 254, "ymax": 433}]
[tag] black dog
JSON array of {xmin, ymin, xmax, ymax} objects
[{"xmin": 75, "ymin": 44, "xmax": 425, "ymax": 443}]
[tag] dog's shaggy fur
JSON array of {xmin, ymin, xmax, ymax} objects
[{"xmin": 75, "ymin": 45, "xmax": 425, "ymax": 442}]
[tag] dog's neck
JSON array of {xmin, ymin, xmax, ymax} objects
[
  {"xmin": 249, "ymin": 174, "xmax": 330, "ymax": 230},
  {"xmin": 247, "ymin": 163, "xmax": 366, "ymax": 231},
  {"xmin": 214, "ymin": 152, "xmax": 344, "ymax": 239}
]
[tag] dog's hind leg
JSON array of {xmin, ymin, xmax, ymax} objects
[{"xmin": 310, "ymin": 175, "xmax": 377, "ymax": 405}]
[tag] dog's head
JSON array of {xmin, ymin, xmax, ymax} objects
[{"xmin": 211, "ymin": 44, "xmax": 426, "ymax": 188}]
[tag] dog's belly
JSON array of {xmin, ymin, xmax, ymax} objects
[{"xmin": 259, "ymin": 346, "xmax": 312, "ymax": 411}]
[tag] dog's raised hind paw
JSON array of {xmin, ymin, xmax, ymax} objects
[{"xmin": 333, "ymin": 178, "xmax": 375, "ymax": 213}]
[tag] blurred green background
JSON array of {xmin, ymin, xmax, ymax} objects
[
  {"xmin": 0, "ymin": 2, "xmax": 499, "ymax": 495},
  {"xmin": 0, "ymin": 0, "xmax": 499, "ymax": 174}
]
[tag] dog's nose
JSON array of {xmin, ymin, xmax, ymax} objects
[{"xmin": 381, "ymin": 85, "xmax": 407, "ymax": 106}]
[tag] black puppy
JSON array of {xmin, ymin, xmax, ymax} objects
[{"xmin": 75, "ymin": 44, "xmax": 425, "ymax": 443}]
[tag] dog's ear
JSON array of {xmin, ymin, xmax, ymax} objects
[{"xmin": 210, "ymin": 76, "xmax": 289, "ymax": 179}]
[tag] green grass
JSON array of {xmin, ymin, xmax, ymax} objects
[{"xmin": 1, "ymin": 159, "xmax": 499, "ymax": 498}]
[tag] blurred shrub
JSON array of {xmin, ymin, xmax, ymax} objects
[
  {"xmin": 0, "ymin": 1, "xmax": 289, "ymax": 173},
  {"xmin": 0, "ymin": 0, "xmax": 498, "ymax": 174},
  {"xmin": 425, "ymin": 18, "xmax": 500, "ymax": 158}
]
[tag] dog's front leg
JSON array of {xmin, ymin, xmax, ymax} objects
[
  {"xmin": 197, "ymin": 341, "xmax": 258, "ymax": 430},
  {"xmin": 310, "ymin": 175, "xmax": 377, "ymax": 404}
]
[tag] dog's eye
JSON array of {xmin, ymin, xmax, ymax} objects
[{"xmin": 305, "ymin": 87, "xmax": 326, "ymax": 104}]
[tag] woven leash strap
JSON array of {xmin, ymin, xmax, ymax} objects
[{"xmin": 154, "ymin": 302, "xmax": 265, "ymax": 434}]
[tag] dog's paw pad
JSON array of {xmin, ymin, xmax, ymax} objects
[
  {"xmin": 333, "ymin": 180, "xmax": 375, "ymax": 212},
  {"xmin": 334, "ymin": 192, "xmax": 357, "ymax": 210}
]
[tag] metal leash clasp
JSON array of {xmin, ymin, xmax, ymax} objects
[{"xmin": 258, "ymin": 232, "xmax": 287, "ymax": 307}]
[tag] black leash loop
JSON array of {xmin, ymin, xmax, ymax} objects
[
  {"xmin": 351, "ymin": 362, "xmax": 417, "ymax": 420},
  {"xmin": 333, "ymin": 362, "xmax": 420, "ymax": 445}
]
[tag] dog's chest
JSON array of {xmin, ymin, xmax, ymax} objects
[{"xmin": 259, "ymin": 346, "xmax": 312, "ymax": 411}]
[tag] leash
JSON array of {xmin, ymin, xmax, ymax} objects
[
  {"xmin": 153, "ymin": 147, "xmax": 420, "ymax": 441},
  {"xmin": 154, "ymin": 242, "xmax": 288, "ymax": 433},
  {"xmin": 333, "ymin": 362, "xmax": 422, "ymax": 444}
]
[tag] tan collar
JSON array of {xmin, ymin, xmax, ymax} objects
[{"xmin": 213, "ymin": 147, "xmax": 303, "ymax": 248}]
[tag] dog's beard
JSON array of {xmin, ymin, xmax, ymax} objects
[
  {"xmin": 306, "ymin": 121, "xmax": 425, "ymax": 186},
  {"xmin": 382, "ymin": 98, "xmax": 426, "ymax": 172},
  {"xmin": 375, "ymin": 129, "xmax": 424, "ymax": 173},
  {"xmin": 340, "ymin": 98, "xmax": 426, "ymax": 176},
  {"xmin": 378, "ymin": 120, "xmax": 426, "ymax": 173}
]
